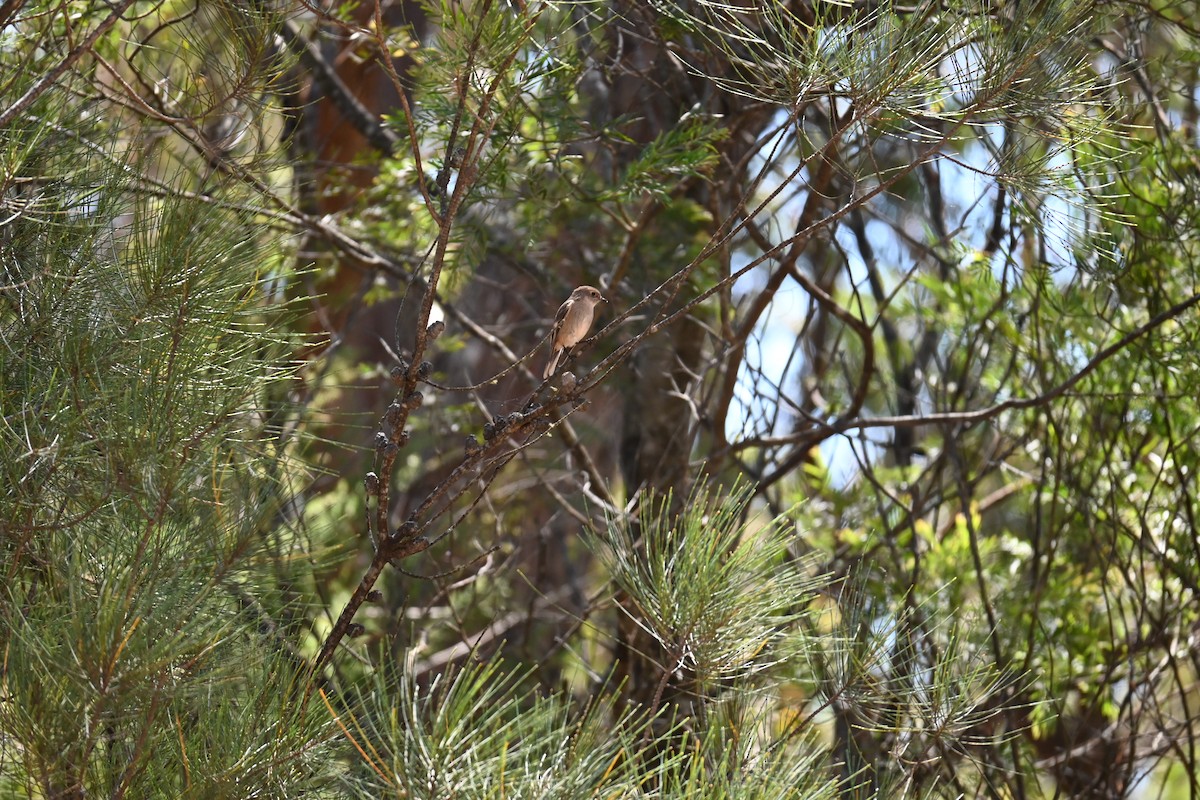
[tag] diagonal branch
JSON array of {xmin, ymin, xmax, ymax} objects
[
  {"xmin": 0, "ymin": 0, "xmax": 138, "ymax": 130},
  {"xmin": 755, "ymin": 287, "xmax": 1200, "ymax": 488},
  {"xmin": 275, "ymin": 17, "xmax": 401, "ymax": 155}
]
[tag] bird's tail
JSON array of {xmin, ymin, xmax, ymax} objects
[{"xmin": 543, "ymin": 349, "xmax": 562, "ymax": 380}]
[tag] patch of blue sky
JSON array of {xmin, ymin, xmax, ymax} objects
[{"xmin": 727, "ymin": 118, "xmax": 1095, "ymax": 487}]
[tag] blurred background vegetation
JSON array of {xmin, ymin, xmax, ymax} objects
[{"xmin": 3, "ymin": 1, "xmax": 1200, "ymax": 797}]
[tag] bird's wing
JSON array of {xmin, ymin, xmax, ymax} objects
[
  {"xmin": 547, "ymin": 298, "xmax": 572, "ymax": 346},
  {"xmin": 553, "ymin": 298, "xmax": 572, "ymax": 326}
]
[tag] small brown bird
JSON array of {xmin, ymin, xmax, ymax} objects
[{"xmin": 543, "ymin": 285, "xmax": 607, "ymax": 379}]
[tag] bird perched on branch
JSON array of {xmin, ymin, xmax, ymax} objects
[{"xmin": 544, "ymin": 285, "xmax": 606, "ymax": 379}]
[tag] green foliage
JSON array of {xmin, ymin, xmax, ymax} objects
[
  {"xmin": 607, "ymin": 117, "xmax": 728, "ymax": 203},
  {"xmin": 1, "ymin": 19, "xmax": 327, "ymax": 793},
  {"xmin": 588, "ymin": 483, "xmax": 820, "ymax": 683},
  {"xmin": 648, "ymin": 699, "xmax": 839, "ymax": 800},
  {"xmin": 339, "ymin": 660, "xmax": 650, "ymax": 798},
  {"xmin": 7, "ymin": 0, "xmax": 1200, "ymax": 797}
]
